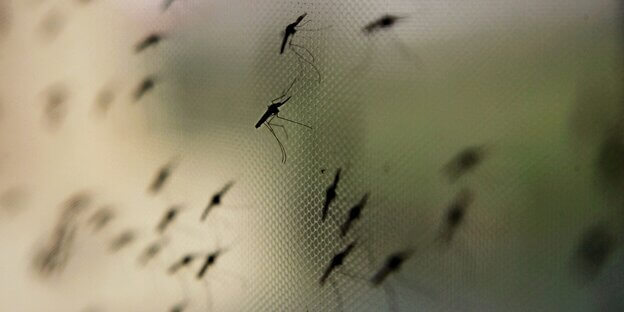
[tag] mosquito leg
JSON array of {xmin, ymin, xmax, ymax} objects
[
  {"xmin": 289, "ymin": 42, "xmax": 315, "ymax": 63},
  {"xmin": 269, "ymin": 123, "xmax": 289, "ymax": 140},
  {"xmin": 275, "ymin": 115, "xmax": 312, "ymax": 129},
  {"xmin": 330, "ymin": 279, "xmax": 344, "ymax": 312},
  {"xmin": 384, "ymin": 283, "xmax": 399, "ymax": 312},
  {"xmin": 264, "ymin": 123, "xmax": 287, "ymax": 163},
  {"xmin": 290, "ymin": 45, "xmax": 322, "ymax": 83},
  {"xmin": 270, "ymin": 77, "xmax": 299, "ymax": 103}
]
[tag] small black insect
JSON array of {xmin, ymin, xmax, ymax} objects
[
  {"xmin": 280, "ymin": 13, "xmax": 307, "ymax": 54},
  {"xmin": 573, "ymin": 224, "xmax": 616, "ymax": 282},
  {"xmin": 196, "ymin": 248, "xmax": 227, "ymax": 279},
  {"xmin": 109, "ymin": 230, "xmax": 135, "ymax": 253},
  {"xmin": 280, "ymin": 13, "xmax": 324, "ymax": 82},
  {"xmin": 363, "ymin": 14, "xmax": 404, "ymax": 34},
  {"xmin": 135, "ymin": 33, "xmax": 164, "ymax": 53},
  {"xmin": 439, "ymin": 189, "xmax": 473, "ymax": 243},
  {"xmin": 87, "ymin": 206, "xmax": 114, "ymax": 233},
  {"xmin": 148, "ymin": 159, "xmax": 177, "ymax": 195},
  {"xmin": 157, "ymin": 205, "xmax": 183, "ymax": 234},
  {"xmin": 320, "ymin": 241, "xmax": 356, "ymax": 286},
  {"xmin": 133, "ymin": 75, "xmax": 156, "ymax": 102},
  {"xmin": 370, "ymin": 250, "xmax": 413, "ymax": 286},
  {"xmin": 340, "ymin": 193, "xmax": 369, "ymax": 237},
  {"xmin": 201, "ymin": 182, "xmax": 234, "ymax": 221},
  {"xmin": 322, "ymin": 168, "xmax": 341, "ymax": 222},
  {"xmin": 443, "ymin": 145, "xmax": 488, "ymax": 182},
  {"xmin": 168, "ymin": 253, "xmax": 197, "ymax": 274},
  {"xmin": 255, "ymin": 78, "xmax": 311, "ymax": 163}
]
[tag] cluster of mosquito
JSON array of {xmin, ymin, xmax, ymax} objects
[
  {"xmin": 31, "ymin": 158, "xmax": 240, "ymax": 312},
  {"xmin": 312, "ymin": 146, "xmax": 489, "ymax": 311},
  {"xmin": 254, "ymin": 13, "xmax": 408, "ymax": 163}
]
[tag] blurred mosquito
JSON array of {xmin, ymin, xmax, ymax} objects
[
  {"xmin": 133, "ymin": 75, "xmax": 157, "ymax": 102},
  {"xmin": 572, "ymin": 223, "xmax": 616, "ymax": 283},
  {"xmin": 157, "ymin": 205, "xmax": 184, "ymax": 234},
  {"xmin": 368, "ymin": 248, "xmax": 438, "ymax": 311},
  {"xmin": 443, "ymin": 145, "xmax": 489, "ymax": 182},
  {"xmin": 322, "ymin": 168, "xmax": 341, "ymax": 221},
  {"xmin": 137, "ymin": 238, "xmax": 168, "ymax": 266},
  {"xmin": 109, "ymin": 229, "xmax": 136, "ymax": 253},
  {"xmin": 201, "ymin": 182, "xmax": 234, "ymax": 221},
  {"xmin": 438, "ymin": 189, "xmax": 474, "ymax": 244},
  {"xmin": 363, "ymin": 14, "xmax": 406, "ymax": 34},
  {"xmin": 320, "ymin": 241, "xmax": 357, "ymax": 286},
  {"xmin": 255, "ymin": 78, "xmax": 311, "ymax": 163},
  {"xmin": 87, "ymin": 206, "xmax": 114, "ymax": 233},
  {"xmin": 41, "ymin": 83, "xmax": 69, "ymax": 130},
  {"xmin": 340, "ymin": 193, "xmax": 369, "ymax": 237},
  {"xmin": 33, "ymin": 192, "xmax": 91, "ymax": 277},
  {"xmin": 280, "ymin": 13, "xmax": 328, "ymax": 82},
  {"xmin": 135, "ymin": 33, "xmax": 164, "ymax": 53},
  {"xmin": 148, "ymin": 158, "xmax": 178, "ymax": 195}
]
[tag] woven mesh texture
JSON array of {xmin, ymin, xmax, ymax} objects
[{"xmin": 0, "ymin": 0, "xmax": 623, "ymax": 312}]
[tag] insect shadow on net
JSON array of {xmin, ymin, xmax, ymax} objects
[
  {"xmin": 255, "ymin": 77, "xmax": 312, "ymax": 163},
  {"xmin": 280, "ymin": 13, "xmax": 331, "ymax": 83}
]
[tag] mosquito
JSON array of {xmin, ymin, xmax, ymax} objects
[
  {"xmin": 196, "ymin": 248, "xmax": 228, "ymax": 279},
  {"xmin": 572, "ymin": 224, "xmax": 616, "ymax": 283},
  {"xmin": 280, "ymin": 13, "xmax": 326, "ymax": 82},
  {"xmin": 137, "ymin": 238, "xmax": 168, "ymax": 266},
  {"xmin": 321, "ymin": 168, "xmax": 341, "ymax": 221},
  {"xmin": 135, "ymin": 33, "xmax": 164, "ymax": 53},
  {"xmin": 87, "ymin": 206, "xmax": 114, "ymax": 233},
  {"xmin": 363, "ymin": 14, "xmax": 406, "ymax": 34},
  {"xmin": 157, "ymin": 205, "xmax": 184, "ymax": 234},
  {"xmin": 443, "ymin": 145, "xmax": 489, "ymax": 182},
  {"xmin": 320, "ymin": 241, "xmax": 357, "ymax": 286},
  {"xmin": 133, "ymin": 75, "xmax": 156, "ymax": 102},
  {"xmin": 148, "ymin": 158, "xmax": 178, "ymax": 195},
  {"xmin": 201, "ymin": 182, "xmax": 234, "ymax": 221},
  {"xmin": 255, "ymin": 78, "xmax": 311, "ymax": 163},
  {"xmin": 340, "ymin": 193, "xmax": 369, "ymax": 237},
  {"xmin": 438, "ymin": 189, "xmax": 474, "ymax": 244},
  {"xmin": 109, "ymin": 229, "xmax": 136, "ymax": 253}
]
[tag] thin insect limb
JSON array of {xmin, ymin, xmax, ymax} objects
[
  {"xmin": 330, "ymin": 279, "xmax": 344, "ymax": 312},
  {"xmin": 271, "ymin": 77, "xmax": 299, "ymax": 103},
  {"xmin": 269, "ymin": 123, "xmax": 289, "ymax": 140},
  {"xmin": 273, "ymin": 115, "xmax": 312, "ymax": 129},
  {"xmin": 289, "ymin": 42, "xmax": 315, "ymax": 63},
  {"xmin": 389, "ymin": 32, "xmax": 423, "ymax": 70},
  {"xmin": 295, "ymin": 25, "xmax": 333, "ymax": 32},
  {"xmin": 265, "ymin": 122, "xmax": 287, "ymax": 163},
  {"xmin": 289, "ymin": 45, "xmax": 322, "ymax": 83},
  {"xmin": 384, "ymin": 283, "xmax": 399, "ymax": 312}
]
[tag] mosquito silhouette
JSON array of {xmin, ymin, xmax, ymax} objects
[
  {"xmin": 280, "ymin": 13, "xmax": 326, "ymax": 82},
  {"xmin": 255, "ymin": 78, "xmax": 311, "ymax": 163},
  {"xmin": 363, "ymin": 14, "xmax": 406, "ymax": 34}
]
